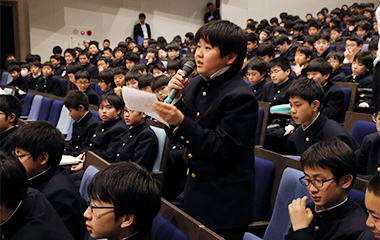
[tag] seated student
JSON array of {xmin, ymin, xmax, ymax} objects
[
  {"xmin": 37, "ymin": 61, "xmax": 62, "ymax": 96},
  {"xmin": 88, "ymin": 41, "xmax": 102, "ymax": 66},
  {"xmin": 97, "ymin": 68, "xmax": 115, "ymax": 94},
  {"xmin": 256, "ymin": 42, "xmax": 275, "ymax": 63},
  {"xmin": 75, "ymin": 70, "xmax": 99, "ymax": 106},
  {"xmin": 125, "ymin": 70, "xmax": 142, "ymax": 89},
  {"xmin": 152, "ymin": 63, "xmax": 167, "ymax": 78},
  {"xmin": 66, "ymin": 63, "xmax": 83, "ymax": 90},
  {"xmin": 167, "ymin": 42, "xmax": 182, "ymax": 61},
  {"xmin": 303, "ymin": 35, "xmax": 315, "ymax": 52},
  {"xmin": 285, "ymin": 78, "xmax": 359, "ymax": 155},
  {"xmin": 273, "ymin": 35, "xmax": 298, "ymax": 62},
  {"xmin": 262, "ymin": 57, "xmax": 294, "ymax": 106},
  {"xmin": 344, "ymin": 35, "xmax": 363, "ymax": 63},
  {"xmin": 138, "ymin": 74, "xmax": 154, "ymax": 93},
  {"xmin": 20, "ymin": 63, "xmax": 30, "ymax": 79},
  {"xmin": 125, "ymin": 52, "xmax": 140, "ymax": 71},
  {"xmin": 25, "ymin": 60, "xmax": 44, "ymax": 90},
  {"xmin": 12, "ymin": 121, "xmax": 87, "ymax": 240},
  {"xmin": 102, "ymin": 47, "xmax": 114, "ymax": 66},
  {"xmin": 330, "ymin": 25, "xmax": 344, "ymax": 43},
  {"xmin": 78, "ymin": 51, "xmax": 98, "ymax": 80},
  {"xmin": 72, "ymin": 93, "xmax": 127, "ymax": 168},
  {"xmin": 110, "ymin": 46, "xmax": 126, "ymax": 68},
  {"xmin": 294, "ymin": 46, "xmax": 312, "ymax": 78},
  {"xmin": 292, "ymin": 23, "xmax": 305, "ymax": 42},
  {"xmin": 145, "ymin": 47, "xmax": 163, "ymax": 71},
  {"xmin": 128, "ymin": 39, "xmax": 137, "ymax": 52},
  {"xmin": 151, "ymin": 75, "xmax": 170, "ymax": 102},
  {"xmin": 307, "ymin": 19, "xmax": 321, "ymax": 36},
  {"xmin": 113, "ymin": 66, "xmax": 128, "ymax": 96},
  {"xmin": 259, "ymin": 29, "xmax": 271, "ymax": 43},
  {"xmin": 114, "ymin": 106, "xmax": 158, "ymax": 170},
  {"xmin": 7, "ymin": 64, "xmax": 29, "ymax": 99},
  {"xmin": 63, "ymin": 90, "xmax": 101, "ymax": 157},
  {"xmin": 285, "ymin": 138, "xmax": 368, "ymax": 240},
  {"xmin": 368, "ymin": 37, "xmax": 379, "ymax": 57},
  {"xmin": 326, "ymin": 51, "xmax": 346, "ymax": 82},
  {"xmin": 50, "ymin": 55, "xmax": 65, "ymax": 76},
  {"xmin": 0, "ymin": 95, "xmax": 21, "ymax": 152},
  {"xmin": 312, "ymin": 32, "xmax": 331, "ymax": 59},
  {"xmin": 96, "ymin": 56, "xmax": 110, "ymax": 73},
  {"xmin": 84, "ymin": 162, "xmax": 161, "ymax": 240},
  {"xmin": 357, "ymin": 20, "xmax": 373, "ymax": 41},
  {"xmin": 64, "ymin": 48, "xmax": 81, "ymax": 70},
  {"xmin": 0, "ymin": 151, "xmax": 74, "ymax": 240},
  {"xmin": 132, "ymin": 63, "xmax": 148, "ymax": 75},
  {"xmin": 52, "ymin": 45, "xmax": 66, "ymax": 66},
  {"xmin": 246, "ymin": 33, "xmax": 259, "ymax": 60},
  {"xmin": 167, "ymin": 59, "xmax": 181, "ymax": 77},
  {"xmin": 246, "ymin": 57, "xmax": 268, "ymax": 101}
]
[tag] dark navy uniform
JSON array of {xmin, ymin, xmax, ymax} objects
[
  {"xmin": 330, "ymin": 69, "xmax": 346, "ymax": 82},
  {"xmin": 0, "ymin": 188, "xmax": 74, "ymax": 240},
  {"xmin": 167, "ymin": 69, "xmax": 257, "ymax": 230},
  {"xmin": 83, "ymin": 62, "xmax": 98, "ymax": 80},
  {"xmin": 115, "ymin": 122, "xmax": 158, "ymax": 171},
  {"xmin": 110, "ymin": 58, "xmax": 126, "ymax": 68},
  {"xmin": 312, "ymin": 49, "xmax": 330, "ymax": 60},
  {"xmin": 262, "ymin": 78, "xmax": 295, "ymax": 106},
  {"xmin": 358, "ymin": 229, "xmax": 377, "ymax": 240},
  {"xmin": 355, "ymin": 132, "xmax": 380, "ymax": 180},
  {"xmin": 0, "ymin": 126, "xmax": 18, "ymax": 152},
  {"xmin": 7, "ymin": 76, "xmax": 28, "ymax": 100},
  {"xmin": 54, "ymin": 65, "xmax": 65, "ymax": 76},
  {"xmin": 247, "ymin": 47, "xmax": 257, "ymax": 60},
  {"xmin": 26, "ymin": 73, "xmax": 44, "ymax": 90},
  {"xmin": 65, "ymin": 111, "xmax": 100, "ymax": 157},
  {"xmin": 29, "ymin": 166, "xmax": 87, "ymax": 240},
  {"xmin": 322, "ymin": 80, "xmax": 345, "ymax": 122},
  {"xmin": 344, "ymin": 72, "xmax": 373, "ymax": 108},
  {"xmin": 285, "ymin": 199, "xmax": 368, "ymax": 240},
  {"xmin": 36, "ymin": 74, "xmax": 62, "ymax": 96},
  {"xmin": 89, "ymin": 52, "xmax": 102, "ymax": 66},
  {"xmin": 280, "ymin": 45, "xmax": 298, "ymax": 62},
  {"xmin": 249, "ymin": 78, "xmax": 267, "ymax": 101},
  {"xmin": 84, "ymin": 86, "xmax": 99, "ymax": 106},
  {"xmin": 85, "ymin": 117, "xmax": 127, "ymax": 162}
]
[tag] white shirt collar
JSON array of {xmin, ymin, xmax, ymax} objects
[{"xmin": 315, "ymin": 197, "xmax": 348, "ymax": 213}]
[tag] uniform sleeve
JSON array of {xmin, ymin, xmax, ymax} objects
[{"xmin": 132, "ymin": 131, "xmax": 158, "ymax": 170}]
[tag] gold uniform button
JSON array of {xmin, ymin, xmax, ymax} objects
[
  {"xmin": 89, "ymin": 143, "xmax": 93, "ymax": 146},
  {"xmin": 130, "ymin": 135, "xmax": 132, "ymax": 138},
  {"xmin": 180, "ymin": 136, "xmax": 185, "ymax": 140},
  {"xmin": 202, "ymin": 92, "xmax": 207, "ymax": 97},
  {"xmin": 377, "ymin": 167, "xmax": 380, "ymax": 172},
  {"xmin": 122, "ymin": 143, "xmax": 125, "ymax": 146},
  {"xmin": 191, "ymin": 173, "xmax": 196, "ymax": 178},
  {"xmin": 196, "ymin": 112, "xmax": 200, "ymax": 117},
  {"xmin": 188, "ymin": 153, "xmax": 193, "ymax": 158},
  {"xmin": 254, "ymin": 90, "xmax": 257, "ymax": 92},
  {"xmin": 75, "ymin": 146, "xmax": 79, "ymax": 149},
  {"xmin": 315, "ymin": 226, "xmax": 319, "ymax": 231},
  {"xmin": 102, "ymin": 129, "xmax": 105, "ymax": 132},
  {"xmin": 117, "ymin": 154, "xmax": 120, "ymax": 157},
  {"xmin": 93, "ymin": 134, "xmax": 96, "ymax": 137},
  {"xmin": 78, "ymin": 135, "xmax": 80, "ymax": 138},
  {"xmin": 306, "ymin": 137, "xmax": 310, "ymax": 142},
  {"xmin": 186, "ymin": 140, "xmax": 190, "ymax": 144},
  {"xmin": 277, "ymin": 90, "xmax": 280, "ymax": 93},
  {"xmin": 207, "ymin": 83, "xmax": 210, "ymax": 86},
  {"xmin": 273, "ymin": 97, "xmax": 277, "ymax": 100}
]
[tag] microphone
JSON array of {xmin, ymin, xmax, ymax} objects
[{"xmin": 164, "ymin": 61, "xmax": 196, "ymax": 104}]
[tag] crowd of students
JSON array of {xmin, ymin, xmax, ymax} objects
[{"xmin": 1, "ymin": 3, "xmax": 380, "ymax": 240}]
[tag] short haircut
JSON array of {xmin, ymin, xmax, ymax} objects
[
  {"xmin": 0, "ymin": 151, "xmax": 28, "ymax": 209},
  {"xmin": 103, "ymin": 47, "xmax": 113, "ymax": 55},
  {"xmin": 367, "ymin": 173, "xmax": 380, "ymax": 197},
  {"xmin": 152, "ymin": 64, "xmax": 166, "ymax": 73},
  {"xmin": 326, "ymin": 51, "xmax": 344, "ymax": 63},
  {"xmin": 114, "ymin": 66, "xmax": 128, "ymax": 76},
  {"xmin": 167, "ymin": 42, "xmax": 180, "ymax": 51},
  {"xmin": 293, "ymin": 23, "xmax": 304, "ymax": 32},
  {"xmin": 345, "ymin": 35, "xmax": 364, "ymax": 46},
  {"xmin": 42, "ymin": 61, "xmax": 53, "ymax": 69},
  {"xmin": 269, "ymin": 57, "xmax": 291, "ymax": 71},
  {"xmin": 274, "ymin": 34, "xmax": 291, "ymax": 45},
  {"xmin": 64, "ymin": 90, "xmax": 90, "ymax": 111},
  {"xmin": 246, "ymin": 57, "xmax": 268, "ymax": 75},
  {"xmin": 13, "ymin": 121, "xmax": 65, "ymax": 166},
  {"xmin": 66, "ymin": 63, "xmax": 83, "ymax": 74},
  {"xmin": 30, "ymin": 60, "xmax": 42, "ymax": 69},
  {"xmin": 256, "ymin": 42, "xmax": 275, "ymax": 58},
  {"xmin": 308, "ymin": 19, "xmax": 320, "ymax": 29},
  {"xmin": 52, "ymin": 46, "xmax": 63, "ymax": 54},
  {"xmin": 287, "ymin": 77, "xmax": 324, "ymax": 108},
  {"xmin": 78, "ymin": 51, "xmax": 90, "ymax": 59},
  {"xmin": 270, "ymin": 17, "xmax": 279, "ymax": 24},
  {"xmin": 246, "ymin": 33, "xmax": 259, "ymax": 43},
  {"xmin": 50, "ymin": 55, "xmax": 61, "ymax": 61},
  {"xmin": 75, "ymin": 70, "xmax": 90, "ymax": 80},
  {"xmin": 246, "ymin": 22, "xmax": 256, "ymax": 32},
  {"xmin": 303, "ymin": 35, "xmax": 315, "ymax": 46},
  {"xmin": 280, "ymin": 12, "xmax": 288, "ymax": 19},
  {"xmin": 7, "ymin": 64, "xmax": 21, "ymax": 73},
  {"xmin": 98, "ymin": 68, "xmax": 116, "ymax": 87},
  {"xmin": 125, "ymin": 53, "xmax": 140, "ymax": 63},
  {"xmin": 306, "ymin": 58, "xmax": 333, "ymax": 75},
  {"xmin": 296, "ymin": 46, "xmax": 313, "ymax": 59},
  {"xmin": 353, "ymin": 51, "xmax": 375, "ymax": 70},
  {"xmin": 314, "ymin": 31, "xmax": 330, "ymax": 42},
  {"xmin": 132, "ymin": 63, "xmax": 148, "ymax": 73},
  {"xmin": 274, "ymin": 27, "xmax": 288, "ymax": 35},
  {"xmin": 125, "ymin": 70, "xmax": 142, "ymax": 81},
  {"xmin": 185, "ymin": 32, "xmax": 194, "ymax": 40},
  {"xmin": 139, "ymin": 13, "xmax": 146, "ymax": 18},
  {"xmin": 194, "ymin": 20, "xmax": 247, "ymax": 75},
  {"xmin": 113, "ymin": 47, "xmax": 125, "ymax": 56},
  {"xmin": 88, "ymin": 41, "xmax": 99, "ymax": 49},
  {"xmin": 138, "ymin": 74, "xmax": 154, "ymax": 89},
  {"xmin": 98, "ymin": 93, "xmax": 124, "ymax": 113},
  {"xmin": 330, "ymin": 24, "xmax": 343, "ymax": 33},
  {"xmin": 64, "ymin": 48, "xmax": 76, "ymax": 58},
  {"xmin": 330, "ymin": 17, "xmax": 341, "ymax": 26},
  {"xmin": 151, "ymin": 75, "xmax": 170, "ymax": 92},
  {"xmin": 103, "ymin": 39, "xmax": 110, "ymax": 43},
  {"xmin": 369, "ymin": 37, "xmax": 379, "ymax": 52},
  {"xmin": 0, "ymin": 95, "xmax": 22, "ymax": 125},
  {"xmin": 167, "ymin": 60, "xmax": 181, "ymax": 72},
  {"xmin": 97, "ymin": 56, "xmax": 110, "ymax": 64},
  {"xmin": 357, "ymin": 20, "xmax": 372, "ymax": 32},
  {"xmin": 301, "ymin": 137, "xmax": 357, "ymax": 191},
  {"xmin": 157, "ymin": 36, "xmax": 167, "ymax": 47},
  {"xmin": 147, "ymin": 47, "xmax": 158, "ymax": 57}
]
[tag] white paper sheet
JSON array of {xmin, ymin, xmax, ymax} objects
[{"xmin": 60, "ymin": 155, "xmax": 84, "ymax": 165}]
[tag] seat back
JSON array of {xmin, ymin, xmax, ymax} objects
[
  {"xmin": 56, "ymin": 106, "xmax": 73, "ymax": 134},
  {"xmin": 90, "ymin": 110, "xmax": 100, "ymax": 119},
  {"xmin": 90, "ymin": 82, "xmax": 96, "ymax": 90},
  {"xmin": 47, "ymin": 100, "xmax": 64, "ymax": 126},
  {"xmin": 362, "ymin": 43, "xmax": 369, "ymax": 51},
  {"xmin": 37, "ymin": 97, "xmax": 53, "ymax": 121},
  {"xmin": 27, "ymin": 95, "xmax": 44, "ymax": 121},
  {"xmin": 59, "ymin": 78, "xmax": 67, "ymax": 97},
  {"xmin": 151, "ymin": 126, "xmax": 169, "ymax": 172},
  {"xmin": 79, "ymin": 165, "xmax": 99, "ymax": 201},
  {"xmin": 339, "ymin": 44, "xmax": 346, "ymax": 52},
  {"xmin": 340, "ymin": 87, "xmax": 351, "ymax": 123},
  {"xmin": 342, "ymin": 66, "xmax": 352, "ymax": 76},
  {"xmin": 348, "ymin": 189, "xmax": 366, "ymax": 211},
  {"xmin": 352, "ymin": 120, "xmax": 377, "ymax": 145},
  {"xmin": 1, "ymin": 72, "xmax": 12, "ymax": 85},
  {"xmin": 328, "ymin": 44, "xmax": 336, "ymax": 51},
  {"xmin": 152, "ymin": 214, "xmax": 189, "ymax": 240},
  {"xmin": 4, "ymin": 87, "xmax": 13, "ymax": 95},
  {"xmin": 21, "ymin": 93, "xmax": 35, "ymax": 116}
]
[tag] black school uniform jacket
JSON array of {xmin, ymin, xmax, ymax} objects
[
  {"xmin": 167, "ymin": 69, "xmax": 258, "ymax": 229},
  {"xmin": 83, "ymin": 62, "xmax": 98, "ymax": 80},
  {"xmin": 84, "ymin": 87, "xmax": 99, "ymax": 106},
  {"xmin": 54, "ymin": 65, "xmax": 65, "ymax": 76},
  {"xmin": 280, "ymin": 45, "xmax": 298, "ymax": 62},
  {"xmin": 65, "ymin": 111, "xmax": 101, "ymax": 156},
  {"xmin": 0, "ymin": 126, "xmax": 18, "ymax": 152},
  {"xmin": 115, "ymin": 121, "xmax": 158, "ymax": 171},
  {"xmin": 355, "ymin": 132, "xmax": 380, "ymax": 180},
  {"xmin": 29, "ymin": 166, "xmax": 87, "ymax": 240},
  {"xmin": 250, "ymin": 78, "xmax": 267, "ymax": 101},
  {"xmin": 133, "ymin": 23, "xmax": 151, "ymax": 41},
  {"xmin": 312, "ymin": 49, "xmax": 330, "ymax": 60},
  {"xmin": 26, "ymin": 73, "xmax": 44, "ymax": 90},
  {"xmin": 0, "ymin": 188, "xmax": 74, "ymax": 240},
  {"xmin": 285, "ymin": 199, "xmax": 367, "ymax": 240},
  {"xmin": 344, "ymin": 71, "xmax": 373, "ymax": 107},
  {"xmin": 330, "ymin": 69, "xmax": 346, "ymax": 82},
  {"xmin": 85, "ymin": 117, "xmax": 128, "ymax": 162},
  {"xmin": 322, "ymin": 81, "xmax": 345, "ymax": 122},
  {"xmin": 262, "ymin": 78, "xmax": 295, "ymax": 106},
  {"xmin": 36, "ymin": 74, "xmax": 62, "ymax": 96}
]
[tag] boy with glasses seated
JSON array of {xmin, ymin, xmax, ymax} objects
[{"xmin": 75, "ymin": 70, "xmax": 99, "ymax": 106}]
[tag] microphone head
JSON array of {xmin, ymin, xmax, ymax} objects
[{"xmin": 182, "ymin": 61, "xmax": 196, "ymax": 78}]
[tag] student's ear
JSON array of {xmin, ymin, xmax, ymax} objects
[
  {"xmin": 324, "ymin": 73, "xmax": 330, "ymax": 81},
  {"xmin": 78, "ymin": 104, "xmax": 85, "ymax": 112},
  {"xmin": 116, "ymin": 109, "xmax": 122, "ymax": 115},
  {"xmin": 7, "ymin": 113, "xmax": 16, "ymax": 124},
  {"xmin": 39, "ymin": 152, "xmax": 49, "ymax": 166},
  {"xmin": 140, "ymin": 112, "xmax": 147, "ymax": 119},
  {"xmin": 225, "ymin": 53, "xmax": 238, "ymax": 65},
  {"xmin": 311, "ymin": 100, "xmax": 320, "ymax": 111},
  {"xmin": 285, "ymin": 68, "xmax": 291, "ymax": 76},
  {"xmin": 339, "ymin": 62, "xmax": 343, "ymax": 68},
  {"xmin": 120, "ymin": 214, "xmax": 135, "ymax": 229},
  {"xmin": 340, "ymin": 174, "xmax": 354, "ymax": 190},
  {"xmin": 306, "ymin": 55, "xmax": 312, "ymax": 62}
]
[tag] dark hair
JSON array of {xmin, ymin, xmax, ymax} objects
[
  {"xmin": 330, "ymin": 24, "xmax": 343, "ymax": 33},
  {"xmin": 52, "ymin": 46, "xmax": 63, "ymax": 54},
  {"xmin": 66, "ymin": 63, "xmax": 83, "ymax": 74},
  {"xmin": 284, "ymin": 20, "xmax": 294, "ymax": 31},
  {"xmin": 98, "ymin": 69, "xmax": 116, "ymax": 87},
  {"xmin": 345, "ymin": 35, "xmax": 364, "ymax": 46},
  {"xmin": 246, "ymin": 57, "xmax": 268, "ymax": 75},
  {"xmin": 256, "ymin": 42, "xmax": 275, "ymax": 58},
  {"xmin": 0, "ymin": 95, "xmax": 22, "ymax": 126},
  {"xmin": 125, "ymin": 53, "xmax": 140, "ymax": 63},
  {"xmin": 42, "ymin": 61, "xmax": 53, "ymax": 70},
  {"xmin": 103, "ymin": 47, "xmax": 113, "ymax": 55},
  {"xmin": 185, "ymin": 32, "xmax": 194, "ymax": 40},
  {"xmin": 353, "ymin": 51, "xmax": 375, "ymax": 70},
  {"xmin": 25, "ymin": 54, "xmax": 36, "ymax": 63},
  {"xmin": 30, "ymin": 60, "xmax": 42, "ymax": 69},
  {"xmin": 367, "ymin": 173, "xmax": 380, "ymax": 197},
  {"xmin": 64, "ymin": 48, "xmax": 76, "ymax": 58},
  {"xmin": 301, "ymin": 138, "xmax": 357, "ymax": 192},
  {"xmin": 138, "ymin": 74, "xmax": 154, "ymax": 89},
  {"xmin": 246, "ymin": 33, "xmax": 259, "ymax": 43},
  {"xmin": 308, "ymin": 19, "xmax": 320, "ymax": 29},
  {"xmin": 270, "ymin": 17, "xmax": 279, "ymax": 24},
  {"xmin": 113, "ymin": 47, "xmax": 125, "ymax": 57},
  {"xmin": 194, "ymin": 20, "xmax": 247, "ymax": 75},
  {"xmin": 151, "ymin": 75, "xmax": 170, "ymax": 92},
  {"xmin": 139, "ymin": 13, "xmax": 146, "ymax": 19},
  {"xmin": 303, "ymin": 35, "xmax": 315, "ymax": 47},
  {"xmin": 147, "ymin": 47, "xmax": 158, "ymax": 57},
  {"xmin": 269, "ymin": 57, "xmax": 291, "ymax": 71},
  {"xmin": 50, "ymin": 55, "xmax": 61, "ymax": 61},
  {"xmin": 306, "ymin": 58, "xmax": 332, "ymax": 75},
  {"xmin": 317, "ymin": 10, "xmax": 326, "ymax": 17},
  {"xmin": 246, "ymin": 22, "xmax": 256, "ymax": 32},
  {"xmin": 7, "ymin": 64, "xmax": 21, "ymax": 73},
  {"xmin": 0, "ymin": 151, "xmax": 28, "ymax": 209},
  {"xmin": 98, "ymin": 93, "xmax": 124, "ymax": 114},
  {"xmin": 64, "ymin": 90, "xmax": 90, "ymax": 111},
  {"xmin": 88, "ymin": 41, "xmax": 99, "ymax": 49},
  {"xmin": 132, "ymin": 63, "xmax": 148, "ymax": 73},
  {"xmin": 357, "ymin": 20, "xmax": 372, "ymax": 32},
  {"xmin": 330, "ymin": 17, "xmax": 341, "ymax": 26},
  {"xmin": 75, "ymin": 70, "xmax": 91, "ymax": 80},
  {"xmin": 114, "ymin": 66, "xmax": 128, "ymax": 76},
  {"xmin": 97, "ymin": 56, "xmax": 110, "ymax": 64},
  {"xmin": 103, "ymin": 39, "xmax": 110, "ymax": 43},
  {"xmin": 125, "ymin": 70, "xmax": 142, "ymax": 82},
  {"xmin": 369, "ymin": 37, "xmax": 379, "ymax": 52},
  {"xmin": 167, "ymin": 60, "xmax": 181, "ymax": 72},
  {"xmin": 274, "ymin": 27, "xmax": 288, "ymax": 35},
  {"xmin": 167, "ymin": 42, "xmax": 180, "ymax": 51},
  {"xmin": 296, "ymin": 46, "xmax": 313, "ymax": 59},
  {"xmin": 314, "ymin": 31, "xmax": 330, "ymax": 42},
  {"xmin": 13, "ymin": 121, "xmax": 65, "ymax": 166},
  {"xmin": 293, "ymin": 23, "xmax": 304, "ymax": 32},
  {"xmin": 274, "ymin": 34, "xmax": 291, "ymax": 46},
  {"xmin": 88, "ymin": 162, "xmax": 160, "ymax": 231},
  {"xmin": 326, "ymin": 51, "xmax": 344, "ymax": 63},
  {"xmin": 78, "ymin": 51, "xmax": 90, "ymax": 59},
  {"xmin": 287, "ymin": 77, "xmax": 324, "ymax": 108},
  {"xmin": 157, "ymin": 36, "xmax": 167, "ymax": 47},
  {"xmin": 152, "ymin": 64, "xmax": 166, "ymax": 73},
  {"xmin": 280, "ymin": 12, "xmax": 288, "ymax": 19}
]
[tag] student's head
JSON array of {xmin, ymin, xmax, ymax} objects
[
  {"xmin": 280, "ymin": 12, "xmax": 288, "ymax": 22},
  {"xmin": 256, "ymin": 42, "xmax": 275, "ymax": 62},
  {"xmin": 365, "ymin": 173, "xmax": 380, "ymax": 237},
  {"xmin": 356, "ymin": 20, "xmax": 372, "ymax": 38},
  {"xmin": 268, "ymin": 57, "xmax": 291, "ymax": 85},
  {"xmin": 167, "ymin": 60, "xmax": 181, "ymax": 76},
  {"xmin": 78, "ymin": 51, "xmax": 91, "ymax": 66},
  {"xmin": 88, "ymin": 41, "xmax": 99, "ymax": 55},
  {"xmin": 352, "ymin": 51, "xmax": 375, "ymax": 76},
  {"xmin": 50, "ymin": 55, "xmax": 61, "ymax": 68},
  {"xmin": 317, "ymin": 11, "xmax": 326, "ymax": 21},
  {"xmin": 132, "ymin": 63, "xmax": 148, "ymax": 75},
  {"xmin": 185, "ymin": 32, "xmax": 194, "ymax": 43},
  {"xmin": 97, "ymin": 56, "xmax": 110, "ymax": 72},
  {"xmin": 123, "ymin": 106, "xmax": 146, "ymax": 127},
  {"xmin": 138, "ymin": 74, "xmax": 154, "ymax": 92},
  {"xmin": 0, "ymin": 95, "xmax": 22, "ymax": 132},
  {"xmin": 307, "ymin": 20, "xmax": 320, "ymax": 36},
  {"xmin": 98, "ymin": 68, "xmax": 115, "ymax": 92},
  {"xmin": 306, "ymin": 58, "xmax": 332, "ymax": 86},
  {"xmin": 345, "ymin": 35, "xmax": 363, "ymax": 55},
  {"xmin": 151, "ymin": 75, "xmax": 170, "ymax": 101},
  {"xmin": 125, "ymin": 53, "xmax": 140, "ymax": 71},
  {"xmin": 64, "ymin": 48, "xmax": 76, "ymax": 64},
  {"xmin": 85, "ymin": 162, "xmax": 160, "ymax": 239},
  {"xmin": 293, "ymin": 23, "xmax": 304, "ymax": 37},
  {"xmin": 146, "ymin": 47, "xmax": 158, "ymax": 60},
  {"xmin": 102, "ymin": 39, "xmax": 110, "ymax": 49},
  {"xmin": 139, "ymin": 12, "xmax": 146, "ymax": 24},
  {"xmin": 113, "ymin": 47, "xmax": 125, "ymax": 60},
  {"xmin": 330, "ymin": 25, "xmax": 343, "ymax": 42},
  {"xmin": 128, "ymin": 40, "xmax": 137, "ymax": 51},
  {"xmin": 75, "ymin": 70, "xmax": 91, "ymax": 92},
  {"xmin": 102, "ymin": 47, "xmax": 113, "ymax": 59},
  {"xmin": 287, "ymin": 77, "xmax": 324, "ymax": 126},
  {"xmin": 300, "ymin": 138, "xmax": 357, "ymax": 210},
  {"xmin": 369, "ymin": 37, "xmax": 379, "ymax": 57},
  {"xmin": 326, "ymin": 51, "xmax": 344, "ymax": 73},
  {"xmin": 273, "ymin": 35, "xmax": 290, "ymax": 53},
  {"xmin": 29, "ymin": 61, "xmax": 41, "ymax": 75},
  {"xmin": 246, "ymin": 33, "xmax": 259, "ymax": 52},
  {"xmin": 41, "ymin": 61, "xmax": 54, "ymax": 77},
  {"xmin": 194, "ymin": 20, "xmax": 246, "ymax": 78},
  {"xmin": 12, "ymin": 121, "xmax": 65, "ymax": 178},
  {"xmin": 270, "ymin": 17, "xmax": 279, "ymax": 26},
  {"xmin": 303, "ymin": 35, "xmax": 315, "ymax": 51},
  {"xmin": 98, "ymin": 93, "xmax": 124, "ymax": 122},
  {"xmin": 114, "ymin": 66, "xmax": 128, "ymax": 87},
  {"xmin": 66, "ymin": 63, "xmax": 84, "ymax": 84},
  {"xmin": 52, "ymin": 46, "xmax": 63, "ymax": 56},
  {"xmin": 246, "ymin": 57, "xmax": 268, "ymax": 85},
  {"xmin": 259, "ymin": 29, "xmax": 270, "ymax": 42},
  {"xmin": 313, "ymin": 32, "xmax": 330, "ymax": 55},
  {"xmin": 295, "ymin": 46, "xmax": 312, "ymax": 66},
  {"xmin": 125, "ymin": 70, "xmax": 142, "ymax": 89},
  {"xmin": 167, "ymin": 43, "xmax": 180, "ymax": 60},
  {"xmin": 8, "ymin": 64, "xmax": 21, "ymax": 80},
  {"xmin": 152, "ymin": 64, "xmax": 167, "ymax": 78},
  {"xmin": 64, "ymin": 90, "xmax": 90, "ymax": 122}
]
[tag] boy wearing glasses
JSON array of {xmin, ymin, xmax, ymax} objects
[
  {"xmin": 84, "ymin": 162, "xmax": 160, "ymax": 240},
  {"xmin": 75, "ymin": 70, "xmax": 99, "ymax": 106},
  {"xmin": 286, "ymin": 138, "xmax": 368, "ymax": 240}
]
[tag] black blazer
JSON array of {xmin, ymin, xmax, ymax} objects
[{"xmin": 133, "ymin": 23, "xmax": 151, "ymax": 41}]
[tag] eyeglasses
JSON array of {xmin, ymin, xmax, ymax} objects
[
  {"xmin": 77, "ymin": 81, "xmax": 90, "ymax": 85},
  {"xmin": 299, "ymin": 176, "xmax": 335, "ymax": 188},
  {"xmin": 12, "ymin": 151, "xmax": 32, "ymax": 160},
  {"xmin": 372, "ymin": 113, "xmax": 380, "ymax": 123},
  {"xmin": 87, "ymin": 200, "xmax": 118, "ymax": 213}
]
